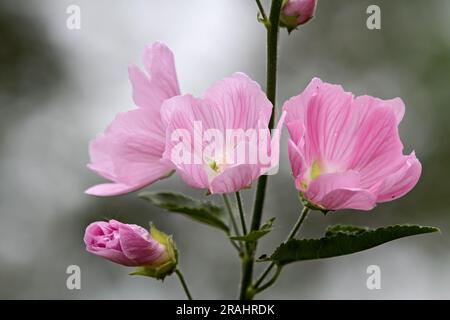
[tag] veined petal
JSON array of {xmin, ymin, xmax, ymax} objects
[
  {"xmin": 288, "ymin": 139, "xmax": 306, "ymax": 182},
  {"xmin": 376, "ymin": 152, "xmax": 422, "ymax": 202},
  {"xmin": 203, "ymin": 72, "xmax": 272, "ymax": 131},
  {"xmin": 210, "ymin": 164, "xmax": 260, "ymax": 194},
  {"xmin": 320, "ymin": 188, "xmax": 377, "ymax": 211},
  {"xmin": 87, "ymin": 108, "xmax": 172, "ymax": 196},
  {"xmin": 349, "ymin": 102, "xmax": 403, "ymax": 176},
  {"xmin": 304, "ymin": 83, "xmax": 355, "ymax": 166},
  {"xmin": 283, "ymin": 77, "xmax": 322, "ymax": 140},
  {"xmin": 128, "ymin": 42, "xmax": 180, "ymax": 110},
  {"xmin": 142, "ymin": 42, "xmax": 180, "ymax": 99},
  {"xmin": 85, "ymin": 247, "xmax": 134, "ymax": 266},
  {"xmin": 260, "ymin": 111, "xmax": 286, "ymax": 175},
  {"xmin": 119, "ymin": 224, "xmax": 164, "ymax": 265},
  {"xmin": 285, "ymin": 78, "xmax": 420, "ymax": 211}
]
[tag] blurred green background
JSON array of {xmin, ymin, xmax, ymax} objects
[{"xmin": 0, "ymin": 0, "xmax": 449, "ymax": 299}]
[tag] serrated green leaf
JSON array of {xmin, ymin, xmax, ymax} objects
[
  {"xmin": 325, "ymin": 224, "xmax": 368, "ymax": 237},
  {"xmin": 268, "ymin": 224, "xmax": 439, "ymax": 265},
  {"xmin": 139, "ymin": 191, "xmax": 229, "ymax": 233},
  {"xmin": 230, "ymin": 218, "xmax": 275, "ymax": 242}
]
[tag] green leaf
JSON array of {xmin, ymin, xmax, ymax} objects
[
  {"xmin": 267, "ymin": 224, "xmax": 439, "ymax": 266},
  {"xmin": 230, "ymin": 218, "xmax": 275, "ymax": 242},
  {"xmin": 325, "ymin": 224, "xmax": 368, "ymax": 237},
  {"xmin": 139, "ymin": 191, "xmax": 229, "ymax": 233}
]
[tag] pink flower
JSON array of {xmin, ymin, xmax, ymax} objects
[
  {"xmin": 281, "ymin": 0, "xmax": 317, "ymax": 30},
  {"xmin": 84, "ymin": 220, "xmax": 164, "ymax": 266},
  {"xmin": 283, "ymin": 78, "xmax": 421, "ymax": 211},
  {"xmin": 86, "ymin": 42, "xmax": 180, "ymax": 196},
  {"xmin": 84, "ymin": 220, "xmax": 177, "ymax": 278},
  {"xmin": 161, "ymin": 73, "xmax": 285, "ymax": 194}
]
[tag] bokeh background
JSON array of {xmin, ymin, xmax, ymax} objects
[{"xmin": 1, "ymin": 0, "xmax": 449, "ymax": 299}]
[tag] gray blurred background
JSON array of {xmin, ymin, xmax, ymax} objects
[{"xmin": 0, "ymin": 0, "xmax": 449, "ymax": 299}]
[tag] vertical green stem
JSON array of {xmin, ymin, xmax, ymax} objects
[
  {"xmin": 239, "ymin": 0, "xmax": 284, "ymax": 300},
  {"xmin": 223, "ymin": 194, "xmax": 240, "ymax": 237},
  {"xmin": 175, "ymin": 269, "xmax": 193, "ymax": 300},
  {"xmin": 235, "ymin": 192, "xmax": 247, "ymax": 235}
]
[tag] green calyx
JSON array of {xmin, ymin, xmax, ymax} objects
[
  {"xmin": 129, "ymin": 223, "xmax": 178, "ymax": 280},
  {"xmin": 298, "ymin": 192, "xmax": 329, "ymax": 215}
]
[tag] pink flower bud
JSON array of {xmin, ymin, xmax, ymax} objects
[
  {"xmin": 84, "ymin": 220, "xmax": 177, "ymax": 278},
  {"xmin": 280, "ymin": 0, "xmax": 317, "ymax": 31}
]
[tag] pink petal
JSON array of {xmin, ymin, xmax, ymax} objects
[
  {"xmin": 142, "ymin": 42, "xmax": 180, "ymax": 99},
  {"xmin": 304, "ymin": 83, "xmax": 354, "ymax": 166},
  {"xmin": 376, "ymin": 152, "xmax": 422, "ymax": 202},
  {"xmin": 288, "ymin": 139, "xmax": 306, "ymax": 184},
  {"xmin": 320, "ymin": 188, "xmax": 377, "ymax": 211},
  {"xmin": 87, "ymin": 108, "xmax": 172, "ymax": 196},
  {"xmin": 349, "ymin": 100, "xmax": 403, "ymax": 175},
  {"xmin": 375, "ymin": 97, "xmax": 405, "ymax": 124},
  {"xmin": 86, "ymin": 247, "xmax": 134, "ymax": 266},
  {"xmin": 118, "ymin": 224, "xmax": 164, "ymax": 265},
  {"xmin": 283, "ymin": 0, "xmax": 318, "ymax": 24},
  {"xmin": 85, "ymin": 182, "xmax": 147, "ymax": 197},
  {"xmin": 283, "ymin": 77, "xmax": 322, "ymax": 136},
  {"xmin": 128, "ymin": 42, "xmax": 180, "ymax": 110},
  {"xmin": 203, "ymin": 72, "xmax": 273, "ymax": 131},
  {"xmin": 260, "ymin": 111, "xmax": 287, "ymax": 175},
  {"xmin": 305, "ymin": 171, "xmax": 377, "ymax": 210},
  {"xmin": 210, "ymin": 164, "xmax": 260, "ymax": 194}
]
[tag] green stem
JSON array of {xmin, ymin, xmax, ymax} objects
[
  {"xmin": 175, "ymin": 269, "xmax": 193, "ymax": 300},
  {"xmin": 235, "ymin": 192, "xmax": 247, "ymax": 235},
  {"xmin": 255, "ymin": 0, "xmax": 268, "ymax": 21},
  {"xmin": 239, "ymin": 0, "xmax": 284, "ymax": 300},
  {"xmin": 223, "ymin": 194, "xmax": 241, "ymax": 237},
  {"xmin": 254, "ymin": 207, "xmax": 310, "ymax": 290},
  {"xmin": 255, "ymin": 265, "xmax": 282, "ymax": 293},
  {"xmin": 223, "ymin": 194, "xmax": 243, "ymax": 252},
  {"xmin": 287, "ymin": 206, "xmax": 310, "ymax": 240}
]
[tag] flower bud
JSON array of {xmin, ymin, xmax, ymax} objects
[
  {"xmin": 280, "ymin": 0, "xmax": 317, "ymax": 32},
  {"xmin": 84, "ymin": 220, "xmax": 177, "ymax": 279}
]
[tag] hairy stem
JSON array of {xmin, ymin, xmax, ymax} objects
[
  {"xmin": 175, "ymin": 269, "xmax": 193, "ymax": 300},
  {"xmin": 239, "ymin": 0, "xmax": 284, "ymax": 300}
]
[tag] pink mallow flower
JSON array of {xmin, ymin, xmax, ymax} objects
[
  {"xmin": 283, "ymin": 78, "xmax": 421, "ymax": 211},
  {"xmin": 84, "ymin": 220, "xmax": 177, "ymax": 278},
  {"xmin": 161, "ymin": 72, "xmax": 285, "ymax": 194},
  {"xmin": 281, "ymin": 0, "xmax": 317, "ymax": 31},
  {"xmin": 86, "ymin": 42, "xmax": 180, "ymax": 196}
]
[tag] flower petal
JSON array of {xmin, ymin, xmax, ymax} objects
[
  {"xmin": 320, "ymin": 188, "xmax": 377, "ymax": 211},
  {"xmin": 304, "ymin": 83, "xmax": 354, "ymax": 166},
  {"xmin": 87, "ymin": 108, "xmax": 172, "ymax": 196},
  {"xmin": 210, "ymin": 164, "xmax": 260, "ymax": 194},
  {"xmin": 305, "ymin": 170, "xmax": 377, "ymax": 210},
  {"xmin": 142, "ymin": 42, "xmax": 180, "ymax": 100},
  {"xmin": 203, "ymin": 72, "xmax": 272, "ymax": 131},
  {"xmin": 128, "ymin": 42, "xmax": 180, "ymax": 110},
  {"xmin": 85, "ymin": 247, "xmax": 134, "ymax": 266},
  {"xmin": 118, "ymin": 224, "xmax": 164, "ymax": 265},
  {"xmin": 288, "ymin": 139, "xmax": 307, "ymax": 186},
  {"xmin": 376, "ymin": 152, "xmax": 422, "ymax": 202},
  {"xmin": 85, "ymin": 182, "xmax": 147, "ymax": 197},
  {"xmin": 283, "ymin": 77, "xmax": 322, "ymax": 140},
  {"xmin": 349, "ymin": 99, "xmax": 403, "ymax": 178}
]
